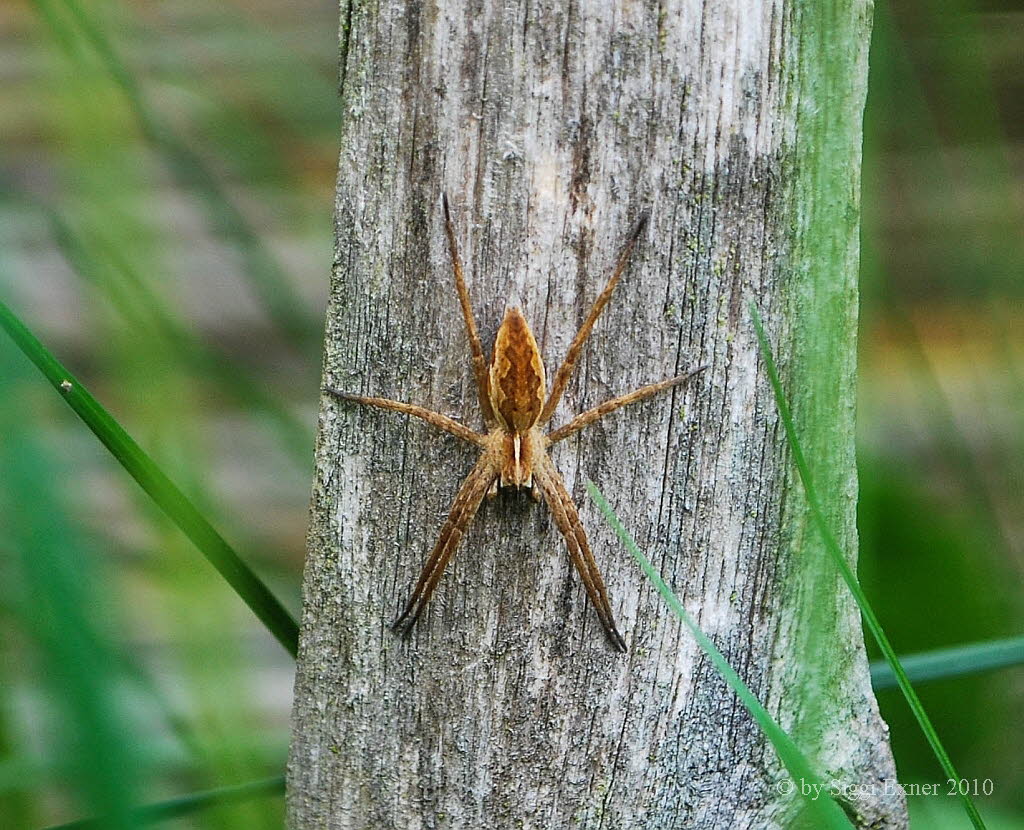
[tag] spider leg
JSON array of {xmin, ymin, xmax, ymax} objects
[
  {"xmin": 325, "ymin": 388, "xmax": 485, "ymax": 445},
  {"xmin": 546, "ymin": 366, "xmax": 707, "ymax": 445},
  {"xmin": 533, "ymin": 454, "xmax": 627, "ymax": 652},
  {"xmin": 393, "ymin": 453, "xmax": 498, "ymax": 636},
  {"xmin": 539, "ymin": 210, "xmax": 650, "ymax": 426},
  {"xmin": 442, "ymin": 194, "xmax": 498, "ymax": 429}
]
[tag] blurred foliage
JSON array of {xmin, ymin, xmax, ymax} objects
[
  {"xmin": 859, "ymin": 0, "xmax": 1024, "ymax": 822},
  {"xmin": 0, "ymin": 0, "xmax": 1021, "ymax": 826},
  {"xmin": 1, "ymin": 0, "xmax": 335, "ymax": 825}
]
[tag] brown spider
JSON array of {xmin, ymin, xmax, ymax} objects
[{"xmin": 327, "ymin": 195, "xmax": 704, "ymax": 651}]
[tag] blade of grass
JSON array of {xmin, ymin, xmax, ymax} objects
[
  {"xmin": 0, "ymin": 296, "xmax": 299, "ymax": 658},
  {"xmin": 43, "ymin": 775, "xmax": 285, "ymax": 830},
  {"xmin": 870, "ymin": 636, "xmax": 1024, "ymax": 691},
  {"xmin": 587, "ymin": 483, "xmax": 854, "ymax": 830},
  {"xmin": 750, "ymin": 302, "xmax": 986, "ymax": 829},
  {"xmin": 0, "ymin": 640, "xmax": 36, "ymax": 826},
  {"xmin": 1, "ymin": 370, "xmax": 141, "ymax": 829},
  {"xmin": 3, "ymin": 553, "xmax": 208, "ymax": 768}
]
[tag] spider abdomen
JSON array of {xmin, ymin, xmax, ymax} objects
[{"xmin": 488, "ymin": 307, "xmax": 546, "ymax": 433}]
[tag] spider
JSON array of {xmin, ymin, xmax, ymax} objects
[{"xmin": 326, "ymin": 195, "xmax": 704, "ymax": 651}]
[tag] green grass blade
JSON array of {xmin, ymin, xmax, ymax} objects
[
  {"xmin": 587, "ymin": 483, "xmax": 853, "ymax": 830},
  {"xmin": 0, "ymin": 296, "xmax": 299, "ymax": 658},
  {"xmin": 1, "ymin": 371, "xmax": 141, "ymax": 829},
  {"xmin": 43, "ymin": 775, "xmax": 285, "ymax": 829},
  {"xmin": 750, "ymin": 303, "xmax": 986, "ymax": 829},
  {"xmin": 871, "ymin": 636, "xmax": 1024, "ymax": 691}
]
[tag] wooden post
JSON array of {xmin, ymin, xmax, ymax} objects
[{"xmin": 288, "ymin": 1, "xmax": 907, "ymax": 826}]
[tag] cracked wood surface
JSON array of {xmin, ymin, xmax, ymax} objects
[{"xmin": 287, "ymin": 1, "xmax": 907, "ymax": 827}]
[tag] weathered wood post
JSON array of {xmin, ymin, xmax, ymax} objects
[{"xmin": 288, "ymin": 1, "xmax": 907, "ymax": 826}]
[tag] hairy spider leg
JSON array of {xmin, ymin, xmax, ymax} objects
[
  {"xmin": 323, "ymin": 389, "xmax": 484, "ymax": 445},
  {"xmin": 392, "ymin": 453, "xmax": 498, "ymax": 634},
  {"xmin": 546, "ymin": 367, "xmax": 708, "ymax": 445},
  {"xmin": 442, "ymin": 193, "xmax": 497, "ymax": 430},
  {"xmin": 533, "ymin": 454, "xmax": 627, "ymax": 652},
  {"xmin": 539, "ymin": 209, "xmax": 651, "ymax": 426}
]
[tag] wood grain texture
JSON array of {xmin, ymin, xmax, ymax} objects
[{"xmin": 288, "ymin": 1, "xmax": 907, "ymax": 827}]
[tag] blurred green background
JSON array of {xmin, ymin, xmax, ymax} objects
[{"xmin": 0, "ymin": 0, "xmax": 1021, "ymax": 827}]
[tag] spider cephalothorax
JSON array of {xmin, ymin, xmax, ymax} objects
[{"xmin": 327, "ymin": 196, "xmax": 704, "ymax": 651}]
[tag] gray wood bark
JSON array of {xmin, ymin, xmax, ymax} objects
[{"xmin": 288, "ymin": 1, "xmax": 907, "ymax": 827}]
